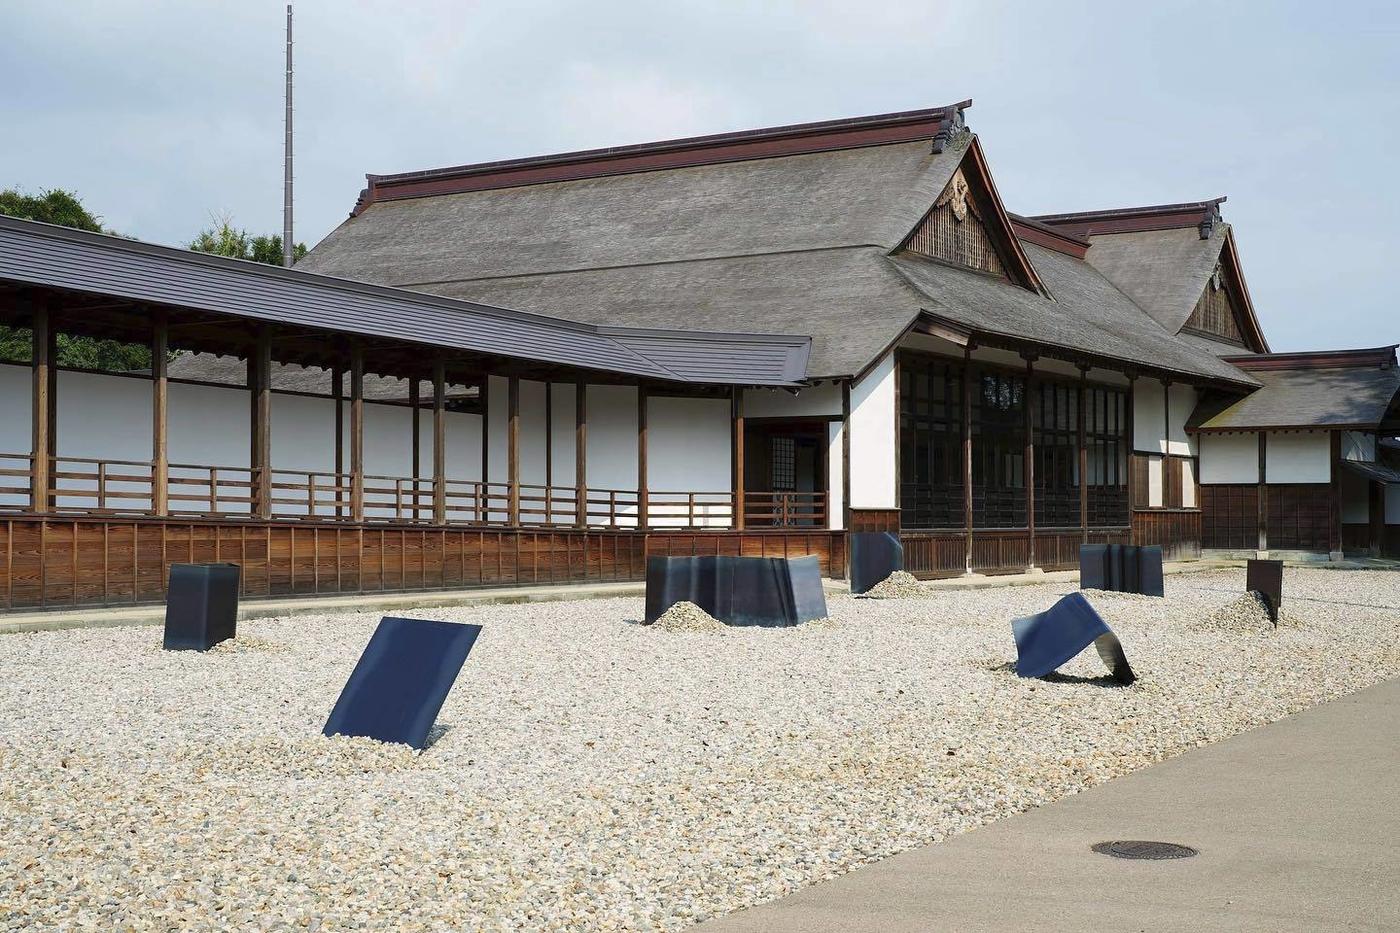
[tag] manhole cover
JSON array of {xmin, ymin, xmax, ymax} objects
[{"xmin": 1091, "ymin": 840, "xmax": 1198, "ymax": 860}]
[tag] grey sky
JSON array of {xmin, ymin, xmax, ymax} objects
[{"xmin": 3, "ymin": 1, "xmax": 1395, "ymax": 352}]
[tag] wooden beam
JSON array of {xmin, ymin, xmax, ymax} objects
[
  {"xmin": 1024, "ymin": 356, "xmax": 1036, "ymax": 569},
  {"xmin": 350, "ymin": 346, "xmax": 365, "ymax": 523},
  {"xmin": 480, "ymin": 377, "xmax": 490, "ymax": 494},
  {"xmin": 332, "ymin": 364, "xmax": 344, "ymax": 518},
  {"xmin": 1257, "ymin": 431, "xmax": 1268, "ymax": 553},
  {"xmin": 250, "ymin": 328, "xmax": 273, "ymax": 519},
  {"xmin": 432, "ymin": 358, "xmax": 446, "ymax": 526},
  {"xmin": 963, "ymin": 346, "xmax": 974, "ymax": 573},
  {"xmin": 893, "ymin": 353, "xmax": 902, "ymax": 529},
  {"xmin": 409, "ymin": 376, "xmax": 421, "ymax": 520},
  {"xmin": 1078, "ymin": 366, "xmax": 1089, "ymax": 542},
  {"xmin": 29, "ymin": 300, "xmax": 51, "ymax": 513},
  {"xmin": 732, "ymin": 387, "xmax": 745, "ymax": 530},
  {"xmin": 575, "ymin": 380, "xmax": 588, "ymax": 528},
  {"xmin": 507, "ymin": 376, "xmax": 520, "ymax": 526},
  {"xmin": 1125, "ymin": 376, "xmax": 1136, "ymax": 528},
  {"xmin": 637, "ymin": 386, "xmax": 649, "ymax": 529},
  {"xmin": 841, "ymin": 380, "xmax": 851, "ymax": 539},
  {"xmin": 544, "ymin": 382, "xmax": 554, "ymax": 521},
  {"xmin": 151, "ymin": 311, "xmax": 169, "ymax": 516}
]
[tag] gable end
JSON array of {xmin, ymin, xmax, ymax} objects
[
  {"xmin": 901, "ymin": 167, "xmax": 1009, "ymax": 278},
  {"xmin": 1182, "ymin": 264, "xmax": 1245, "ymax": 344}
]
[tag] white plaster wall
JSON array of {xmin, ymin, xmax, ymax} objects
[
  {"xmin": 849, "ymin": 353, "xmax": 896, "ymax": 509},
  {"xmin": 586, "ymin": 384, "xmax": 639, "ymax": 525},
  {"xmin": 550, "ymin": 382, "xmax": 577, "ymax": 486},
  {"xmin": 0, "ymin": 366, "xmax": 29, "ymax": 508},
  {"xmin": 1265, "ymin": 431, "xmax": 1331, "ymax": 484},
  {"xmin": 1342, "ymin": 431, "xmax": 1376, "ymax": 462},
  {"xmin": 744, "ymin": 382, "xmax": 841, "ymax": 419},
  {"xmin": 827, "ymin": 420, "xmax": 844, "ymax": 530},
  {"xmin": 1133, "ymin": 380, "xmax": 1165, "ymax": 453},
  {"xmin": 1199, "ymin": 433, "xmax": 1259, "ymax": 484},
  {"xmin": 1166, "ymin": 384, "xmax": 1197, "ymax": 457},
  {"xmin": 1146, "ymin": 456, "xmax": 1163, "ymax": 507},
  {"xmin": 647, "ymin": 395, "xmax": 731, "ymax": 527}
]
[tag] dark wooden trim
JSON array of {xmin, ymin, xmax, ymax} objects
[
  {"xmin": 637, "ymin": 385, "xmax": 649, "ymax": 529},
  {"xmin": 151, "ymin": 311, "xmax": 169, "ymax": 516},
  {"xmin": 250, "ymin": 328, "xmax": 273, "ymax": 520},
  {"xmin": 841, "ymin": 380, "xmax": 852, "ymax": 540},
  {"xmin": 332, "ymin": 363, "xmax": 344, "ymax": 518},
  {"xmin": 1078, "ymin": 366, "xmax": 1089, "ymax": 542},
  {"xmin": 432, "ymin": 358, "xmax": 446, "ymax": 525},
  {"xmin": 575, "ymin": 380, "xmax": 587, "ymax": 528},
  {"xmin": 1223, "ymin": 346, "xmax": 1396, "ymax": 371},
  {"xmin": 349, "ymin": 346, "xmax": 365, "ymax": 523},
  {"xmin": 732, "ymin": 387, "xmax": 745, "ymax": 531},
  {"xmin": 408, "ymin": 376, "xmax": 421, "ymax": 487},
  {"xmin": 893, "ymin": 353, "xmax": 902, "ymax": 525},
  {"xmin": 507, "ymin": 376, "xmax": 520, "ymax": 526},
  {"xmin": 544, "ymin": 382, "xmax": 553, "ymax": 494},
  {"xmin": 1124, "ymin": 376, "xmax": 1136, "ymax": 512},
  {"xmin": 1329, "ymin": 430, "xmax": 1342, "ymax": 555},
  {"xmin": 1257, "ymin": 432, "xmax": 1268, "ymax": 552},
  {"xmin": 29, "ymin": 300, "xmax": 51, "ymax": 513},
  {"xmin": 480, "ymin": 376, "xmax": 490, "ymax": 487},
  {"xmin": 962, "ymin": 345, "xmax": 973, "ymax": 572},
  {"xmin": 1024, "ymin": 355, "xmax": 1036, "ymax": 568}
]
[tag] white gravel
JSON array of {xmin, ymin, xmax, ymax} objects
[
  {"xmin": 860, "ymin": 570, "xmax": 931, "ymax": 599},
  {"xmin": 2, "ymin": 567, "xmax": 1398, "ymax": 931}
]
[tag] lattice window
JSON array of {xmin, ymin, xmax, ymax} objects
[
  {"xmin": 971, "ymin": 369, "xmax": 1026, "ymax": 528},
  {"xmin": 1085, "ymin": 386, "xmax": 1128, "ymax": 526},
  {"xmin": 1034, "ymin": 382, "xmax": 1081, "ymax": 528},
  {"xmin": 899, "ymin": 357, "xmax": 964, "ymax": 528},
  {"xmin": 770, "ymin": 436, "xmax": 796, "ymax": 490},
  {"xmin": 901, "ymin": 168, "xmax": 1009, "ymax": 279}
]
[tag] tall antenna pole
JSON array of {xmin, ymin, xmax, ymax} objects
[{"xmin": 282, "ymin": 3, "xmax": 294, "ymax": 267}]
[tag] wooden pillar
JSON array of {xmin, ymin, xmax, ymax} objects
[
  {"xmin": 544, "ymin": 382, "xmax": 554, "ymax": 522},
  {"xmin": 1328, "ymin": 431, "xmax": 1343, "ymax": 559},
  {"xmin": 151, "ymin": 311, "xmax": 169, "ymax": 516},
  {"xmin": 962, "ymin": 346, "xmax": 974, "ymax": 574},
  {"xmin": 1257, "ymin": 431, "xmax": 1268, "ymax": 554},
  {"xmin": 575, "ymin": 380, "xmax": 588, "ymax": 527},
  {"xmin": 332, "ymin": 364, "xmax": 344, "ymax": 518},
  {"xmin": 432, "ymin": 358, "xmax": 446, "ymax": 525},
  {"xmin": 349, "ymin": 346, "xmax": 364, "ymax": 523},
  {"xmin": 1078, "ymin": 365, "xmax": 1089, "ymax": 542},
  {"xmin": 1023, "ymin": 355, "xmax": 1036, "ymax": 569},
  {"xmin": 637, "ymin": 385, "xmax": 649, "ymax": 529},
  {"xmin": 409, "ymin": 375, "xmax": 421, "ymax": 520},
  {"xmin": 841, "ymin": 380, "xmax": 851, "ymax": 537},
  {"xmin": 1369, "ymin": 479, "xmax": 1385, "ymax": 557},
  {"xmin": 1125, "ymin": 375, "xmax": 1136, "ymax": 525},
  {"xmin": 507, "ymin": 375, "xmax": 520, "ymax": 526},
  {"xmin": 250, "ymin": 328, "xmax": 272, "ymax": 519},
  {"xmin": 29, "ymin": 301, "xmax": 51, "ymax": 513},
  {"xmin": 731, "ymin": 387, "xmax": 745, "ymax": 530}
]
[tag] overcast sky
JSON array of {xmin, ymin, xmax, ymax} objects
[{"xmin": 3, "ymin": 1, "xmax": 1396, "ymax": 351}]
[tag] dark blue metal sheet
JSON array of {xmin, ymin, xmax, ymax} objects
[
  {"xmin": 644, "ymin": 555, "xmax": 827, "ymax": 627},
  {"xmin": 1080, "ymin": 545, "xmax": 1163, "ymax": 598},
  {"xmin": 850, "ymin": 532, "xmax": 903, "ymax": 595},
  {"xmin": 163, "ymin": 563, "xmax": 241, "ymax": 651},
  {"xmin": 323, "ymin": 617, "xmax": 482, "ymax": 750},
  {"xmin": 1012, "ymin": 592, "xmax": 1135, "ymax": 685}
]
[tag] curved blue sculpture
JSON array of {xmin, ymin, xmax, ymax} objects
[
  {"xmin": 1012, "ymin": 592, "xmax": 1135, "ymax": 685},
  {"xmin": 324, "ymin": 616, "xmax": 482, "ymax": 749}
]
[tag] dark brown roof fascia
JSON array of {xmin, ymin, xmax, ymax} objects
[
  {"xmin": 1008, "ymin": 213, "xmax": 1090, "ymax": 259},
  {"xmin": 353, "ymin": 103, "xmax": 972, "ymax": 213},
  {"xmin": 1031, "ymin": 198, "xmax": 1226, "ymax": 238},
  {"xmin": 1221, "ymin": 345, "xmax": 1398, "ymax": 371}
]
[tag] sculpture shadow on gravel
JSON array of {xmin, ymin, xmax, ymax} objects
[{"xmin": 323, "ymin": 616, "xmax": 482, "ymax": 750}]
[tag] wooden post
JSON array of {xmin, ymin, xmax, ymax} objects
[
  {"xmin": 1125, "ymin": 375, "xmax": 1136, "ymax": 526},
  {"xmin": 1078, "ymin": 366, "xmax": 1089, "ymax": 543},
  {"xmin": 841, "ymin": 380, "xmax": 851, "ymax": 538},
  {"xmin": 637, "ymin": 385, "xmax": 649, "ymax": 529},
  {"xmin": 732, "ymin": 386, "xmax": 745, "ymax": 530},
  {"xmin": 1369, "ymin": 479, "xmax": 1385, "ymax": 557},
  {"xmin": 507, "ymin": 376, "xmax": 520, "ymax": 526},
  {"xmin": 432, "ymin": 358, "xmax": 446, "ymax": 525},
  {"xmin": 1023, "ymin": 354, "xmax": 1036, "ymax": 570},
  {"xmin": 1257, "ymin": 431, "xmax": 1268, "ymax": 554},
  {"xmin": 409, "ymin": 375, "xmax": 421, "ymax": 521},
  {"xmin": 332, "ymin": 364, "xmax": 344, "ymax": 518},
  {"xmin": 575, "ymin": 380, "xmax": 588, "ymax": 527},
  {"xmin": 29, "ymin": 300, "xmax": 51, "ymax": 513},
  {"xmin": 45, "ymin": 314, "xmax": 57, "ymax": 510},
  {"xmin": 249, "ymin": 328, "xmax": 273, "ymax": 519},
  {"xmin": 963, "ymin": 346, "xmax": 974, "ymax": 574},
  {"xmin": 350, "ymin": 346, "xmax": 364, "ymax": 523},
  {"xmin": 1328, "ymin": 431, "xmax": 1343, "ymax": 559},
  {"xmin": 151, "ymin": 311, "xmax": 169, "ymax": 516}
]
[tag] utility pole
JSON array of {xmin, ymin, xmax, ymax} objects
[{"xmin": 282, "ymin": 3, "xmax": 294, "ymax": 268}]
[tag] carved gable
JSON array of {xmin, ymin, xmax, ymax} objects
[
  {"xmin": 1183, "ymin": 264, "xmax": 1244, "ymax": 343},
  {"xmin": 901, "ymin": 168, "xmax": 1008, "ymax": 278}
]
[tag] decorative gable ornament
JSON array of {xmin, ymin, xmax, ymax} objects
[{"xmin": 937, "ymin": 169, "xmax": 973, "ymax": 223}]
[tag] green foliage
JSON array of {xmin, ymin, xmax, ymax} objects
[
  {"xmin": 189, "ymin": 215, "xmax": 307, "ymax": 266},
  {"xmin": 0, "ymin": 187, "xmax": 104, "ymax": 233}
]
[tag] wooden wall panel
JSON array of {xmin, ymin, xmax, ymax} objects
[
  {"xmin": 850, "ymin": 509, "xmax": 901, "ymax": 533},
  {"xmin": 1266, "ymin": 484, "xmax": 1331, "ymax": 551},
  {"xmin": 1201, "ymin": 484, "xmax": 1258, "ymax": 550},
  {"xmin": 1131, "ymin": 509, "xmax": 1202, "ymax": 561}
]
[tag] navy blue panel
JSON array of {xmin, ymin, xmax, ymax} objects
[
  {"xmin": 163, "ymin": 563, "xmax": 241, "ymax": 651},
  {"xmin": 643, "ymin": 555, "xmax": 826, "ymax": 627},
  {"xmin": 850, "ymin": 532, "xmax": 903, "ymax": 595},
  {"xmin": 1012, "ymin": 592, "xmax": 1135, "ymax": 685},
  {"xmin": 1137, "ymin": 546, "xmax": 1164, "ymax": 598},
  {"xmin": 1081, "ymin": 544, "xmax": 1163, "ymax": 598},
  {"xmin": 323, "ymin": 617, "xmax": 482, "ymax": 750},
  {"xmin": 1079, "ymin": 545, "xmax": 1108, "ymax": 591},
  {"xmin": 1246, "ymin": 558, "xmax": 1283, "ymax": 625}
]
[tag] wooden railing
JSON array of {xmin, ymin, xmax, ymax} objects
[
  {"xmin": 0, "ymin": 453, "xmax": 30, "ymax": 508},
  {"xmin": 744, "ymin": 491, "xmax": 826, "ymax": 528},
  {"xmin": 645, "ymin": 490, "xmax": 735, "ymax": 528},
  {"xmin": 52, "ymin": 456, "xmax": 156, "ymax": 515},
  {"xmin": 169, "ymin": 462, "xmax": 255, "ymax": 516}
]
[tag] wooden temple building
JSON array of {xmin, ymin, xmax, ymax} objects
[{"xmin": 1, "ymin": 102, "xmax": 1396, "ymax": 610}]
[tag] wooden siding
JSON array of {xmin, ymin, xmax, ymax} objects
[
  {"xmin": 1265, "ymin": 484, "xmax": 1332, "ymax": 551},
  {"xmin": 1184, "ymin": 274, "xmax": 1244, "ymax": 343},
  {"xmin": 0, "ymin": 517, "xmax": 843, "ymax": 611},
  {"xmin": 902, "ymin": 170, "xmax": 1008, "ymax": 278},
  {"xmin": 1201, "ymin": 484, "xmax": 1259, "ymax": 549},
  {"xmin": 849, "ymin": 509, "xmax": 901, "ymax": 533},
  {"xmin": 900, "ymin": 526, "xmax": 1131, "ymax": 579},
  {"xmin": 1131, "ymin": 509, "xmax": 1202, "ymax": 560}
]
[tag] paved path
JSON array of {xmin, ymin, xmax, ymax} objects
[{"xmin": 702, "ymin": 676, "xmax": 1400, "ymax": 932}]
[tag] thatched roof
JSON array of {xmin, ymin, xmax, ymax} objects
[
  {"xmin": 1189, "ymin": 349, "xmax": 1400, "ymax": 431},
  {"xmin": 1076, "ymin": 226, "xmax": 1224, "ymax": 333}
]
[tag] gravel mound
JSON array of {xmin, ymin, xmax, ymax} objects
[
  {"xmin": 1194, "ymin": 592, "xmax": 1277, "ymax": 634},
  {"xmin": 2, "ymin": 569, "xmax": 1398, "ymax": 930},
  {"xmin": 649, "ymin": 600, "xmax": 727, "ymax": 633},
  {"xmin": 862, "ymin": 571, "xmax": 931, "ymax": 599}
]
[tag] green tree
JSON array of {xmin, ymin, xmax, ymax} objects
[
  {"xmin": 189, "ymin": 214, "xmax": 307, "ymax": 265},
  {"xmin": 0, "ymin": 187, "xmax": 153, "ymax": 370}
]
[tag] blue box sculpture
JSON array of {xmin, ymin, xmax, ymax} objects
[
  {"xmin": 644, "ymin": 555, "xmax": 827, "ymax": 627},
  {"xmin": 323, "ymin": 617, "xmax": 482, "ymax": 749},
  {"xmin": 1246, "ymin": 558, "xmax": 1283, "ymax": 626},
  {"xmin": 1012, "ymin": 592, "xmax": 1136, "ymax": 685},
  {"xmin": 163, "ymin": 562, "xmax": 241, "ymax": 651},
  {"xmin": 850, "ymin": 532, "xmax": 904, "ymax": 596},
  {"xmin": 1080, "ymin": 544, "xmax": 1164, "ymax": 597}
]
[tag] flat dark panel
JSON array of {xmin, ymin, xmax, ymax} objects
[
  {"xmin": 850, "ymin": 532, "xmax": 903, "ymax": 595},
  {"xmin": 323, "ymin": 616, "xmax": 482, "ymax": 750},
  {"xmin": 1012, "ymin": 591, "xmax": 1135, "ymax": 685},
  {"xmin": 1080, "ymin": 544, "xmax": 1163, "ymax": 597},
  {"xmin": 1246, "ymin": 558, "xmax": 1283, "ymax": 625},
  {"xmin": 644, "ymin": 555, "xmax": 827, "ymax": 627},
  {"xmin": 163, "ymin": 562, "xmax": 241, "ymax": 650}
]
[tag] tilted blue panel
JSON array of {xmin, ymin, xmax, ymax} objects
[
  {"xmin": 323, "ymin": 617, "xmax": 482, "ymax": 749},
  {"xmin": 850, "ymin": 532, "xmax": 903, "ymax": 595},
  {"xmin": 1012, "ymin": 592, "xmax": 1135, "ymax": 685}
]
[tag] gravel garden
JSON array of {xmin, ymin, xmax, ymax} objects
[{"xmin": 1, "ymin": 566, "xmax": 1398, "ymax": 931}]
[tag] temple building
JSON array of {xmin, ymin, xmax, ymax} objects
[{"xmin": 0, "ymin": 102, "xmax": 1395, "ymax": 609}]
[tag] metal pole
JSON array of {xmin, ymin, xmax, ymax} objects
[{"xmin": 282, "ymin": 3, "xmax": 294, "ymax": 268}]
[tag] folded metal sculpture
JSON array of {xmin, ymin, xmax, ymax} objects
[
  {"xmin": 1012, "ymin": 592, "xmax": 1136, "ymax": 685},
  {"xmin": 163, "ymin": 562, "xmax": 241, "ymax": 651},
  {"xmin": 850, "ymin": 531, "xmax": 904, "ymax": 596},
  {"xmin": 644, "ymin": 555, "xmax": 827, "ymax": 627},
  {"xmin": 1246, "ymin": 558, "xmax": 1283, "ymax": 626},
  {"xmin": 1079, "ymin": 544, "xmax": 1164, "ymax": 597},
  {"xmin": 324, "ymin": 616, "xmax": 482, "ymax": 749}
]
